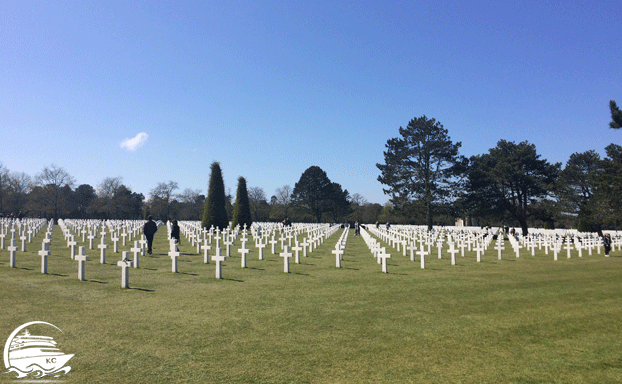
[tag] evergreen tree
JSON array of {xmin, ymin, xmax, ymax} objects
[
  {"xmin": 377, "ymin": 116, "xmax": 465, "ymax": 230},
  {"xmin": 202, "ymin": 162, "xmax": 229, "ymax": 230},
  {"xmin": 232, "ymin": 176, "xmax": 252, "ymax": 229},
  {"xmin": 464, "ymin": 140, "xmax": 559, "ymax": 235},
  {"xmin": 610, "ymin": 100, "xmax": 622, "ymax": 129},
  {"xmin": 293, "ymin": 166, "xmax": 332, "ymax": 222}
]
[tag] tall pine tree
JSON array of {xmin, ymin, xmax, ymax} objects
[
  {"xmin": 232, "ymin": 176, "xmax": 252, "ymax": 229},
  {"xmin": 202, "ymin": 162, "xmax": 229, "ymax": 230}
]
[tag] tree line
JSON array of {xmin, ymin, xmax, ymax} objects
[
  {"xmin": 6, "ymin": 108, "xmax": 618, "ymax": 230},
  {"xmin": 0, "ymin": 162, "xmax": 394, "ymax": 225},
  {"xmin": 377, "ymin": 113, "xmax": 622, "ymax": 235}
]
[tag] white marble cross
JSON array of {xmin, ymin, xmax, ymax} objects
[
  {"xmin": 448, "ymin": 242, "xmax": 459, "ymax": 266},
  {"xmin": 212, "ymin": 253, "xmax": 226, "ymax": 279},
  {"xmin": 8, "ymin": 239, "xmax": 18, "ymax": 268},
  {"xmin": 553, "ymin": 241, "xmax": 561, "ymax": 261},
  {"xmin": 76, "ymin": 246, "xmax": 90, "ymax": 281},
  {"xmin": 38, "ymin": 242, "xmax": 50, "ymax": 274},
  {"xmin": 68, "ymin": 235, "xmax": 78, "ymax": 260},
  {"xmin": 494, "ymin": 240, "xmax": 504, "ymax": 260},
  {"xmin": 202, "ymin": 240, "xmax": 211, "ymax": 264},
  {"xmin": 269, "ymin": 236, "xmax": 278, "ymax": 255},
  {"xmin": 117, "ymin": 252, "xmax": 133, "ymax": 289},
  {"xmin": 87, "ymin": 232, "xmax": 96, "ymax": 250},
  {"xmin": 377, "ymin": 247, "xmax": 391, "ymax": 273},
  {"xmin": 238, "ymin": 239, "xmax": 250, "ymax": 268},
  {"xmin": 292, "ymin": 242, "xmax": 302, "ymax": 264},
  {"xmin": 474, "ymin": 242, "xmax": 484, "ymax": 263},
  {"xmin": 131, "ymin": 241, "xmax": 141, "ymax": 268},
  {"xmin": 255, "ymin": 238, "xmax": 266, "ymax": 260},
  {"xmin": 280, "ymin": 246, "xmax": 293, "ymax": 273},
  {"xmin": 224, "ymin": 234, "xmax": 233, "ymax": 257},
  {"xmin": 416, "ymin": 245, "xmax": 428, "ymax": 269},
  {"xmin": 139, "ymin": 235, "xmax": 148, "ymax": 256},
  {"xmin": 332, "ymin": 247, "xmax": 344, "ymax": 268},
  {"xmin": 111, "ymin": 232, "xmax": 120, "ymax": 253},
  {"xmin": 565, "ymin": 239, "xmax": 573, "ymax": 259},
  {"xmin": 407, "ymin": 242, "xmax": 417, "ymax": 262},
  {"xmin": 279, "ymin": 234, "xmax": 286, "ymax": 250},
  {"xmin": 576, "ymin": 241, "xmax": 583, "ymax": 258},
  {"xmin": 169, "ymin": 246, "xmax": 181, "ymax": 273},
  {"xmin": 98, "ymin": 235, "xmax": 108, "ymax": 264},
  {"xmin": 20, "ymin": 232, "xmax": 27, "ymax": 252}
]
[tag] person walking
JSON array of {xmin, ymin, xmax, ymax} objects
[
  {"xmin": 603, "ymin": 233, "xmax": 612, "ymax": 257},
  {"xmin": 171, "ymin": 220, "xmax": 181, "ymax": 244},
  {"xmin": 144, "ymin": 216, "xmax": 158, "ymax": 255}
]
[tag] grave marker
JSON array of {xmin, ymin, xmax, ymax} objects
[
  {"xmin": 131, "ymin": 241, "xmax": 141, "ymax": 269},
  {"xmin": 8, "ymin": 239, "xmax": 17, "ymax": 268},
  {"xmin": 98, "ymin": 235, "xmax": 108, "ymax": 264},
  {"xmin": 238, "ymin": 240, "xmax": 249, "ymax": 268},
  {"xmin": 212, "ymin": 253, "xmax": 226, "ymax": 279},
  {"xmin": 448, "ymin": 242, "xmax": 459, "ymax": 266},
  {"xmin": 332, "ymin": 247, "xmax": 344, "ymax": 268},
  {"xmin": 280, "ymin": 246, "xmax": 293, "ymax": 273},
  {"xmin": 416, "ymin": 245, "xmax": 428, "ymax": 269},
  {"xmin": 377, "ymin": 248, "xmax": 391, "ymax": 273},
  {"xmin": 117, "ymin": 252, "xmax": 133, "ymax": 289},
  {"xmin": 38, "ymin": 242, "xmax": 50, "ymax": 274},
  {"xmin": 76, "ymin": 246, "xmax": 90, "ymax": 281}
]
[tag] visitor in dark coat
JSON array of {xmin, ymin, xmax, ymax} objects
[
  {"xmin": 603, "ymin": 233, "xmax": 612, "ymax": 257},
  {"xmin": 171, "ymin": 220, "xmax": 181, "ymax": 244},
  {"xmin": 144, "ymin": 216, "xmax": 158, "ymax": 255}
]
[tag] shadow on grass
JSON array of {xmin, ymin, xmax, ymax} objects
[
  {"xmin": 223, "ymin": 278, "xmax": 244, "ymax": 282},
  {"xmin": 177, "ymin": 272, "xmax": 199, "ymax": 276},
  {"xmin": 143, "ymin": 268, "xmax": 158, "ymax": 271},
  {"xmin": 89, "ymin": 280, "xmax": 108, "ymax": 284},
  {"xmin": 291, "ymin": 272, "xmax": 311, "ymax": 277},
  {"xmin": 49, "ymin": 273, "xmax": 69, "ymax": 277},
  {"xmin": 16, "ymin": 267, "xmax": 33, "ymax": 271},
  {"xmin": 248, "ymin": 267, "xmax": 265, "ymax": 271},
  {"xmin": 129, "ymin": 287, "xmax": 155, "ymax": 292}
]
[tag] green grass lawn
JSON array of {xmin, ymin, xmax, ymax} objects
[{"xmin": 1, "ymin": 225, "xmax": 622, "ymax": 383}]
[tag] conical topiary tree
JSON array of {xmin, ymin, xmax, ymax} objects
[
  {"xmin": 232, "ymin": 176, "xmax": 252, "ymax": 229},
  {"xmin": 202, "ymin": 162, "xmax": 229, "ymax": 230}
]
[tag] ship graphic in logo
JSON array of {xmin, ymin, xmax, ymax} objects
[{"xmin": 3, "ymin": 321, "xmax": 73, "ymax": 379}]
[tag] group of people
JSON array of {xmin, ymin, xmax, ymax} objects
[{"xmin": 142, "ymin": 216, "xmax": 180, "ymax": 255}]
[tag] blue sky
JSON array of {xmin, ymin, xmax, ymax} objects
[{"xmin": 1, "ymin": 0, "xmax": 620, "ymax": 204}]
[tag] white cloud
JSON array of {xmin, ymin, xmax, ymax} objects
[{"xmin": 120, "ymin": 132, "xmax": 148, "ymax": 151}]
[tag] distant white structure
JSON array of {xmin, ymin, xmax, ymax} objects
[{"xmin": 455, "ymin": 218, "xmax": 464, "ymax": 227}]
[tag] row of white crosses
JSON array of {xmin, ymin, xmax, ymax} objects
[
  {"xmin": 370, "ymin": 224, "xmax": 622, "ymax": 266},
  {"xmin": 360, "ymin": 226, "xmax": 391, "ymax": 272},
  {"xmin": 0, "ymin": 218, "xmax": 47, "ymax": 252},
  {"xmin": 367, "ymin": 224, "xmax": 504, "ymax": 267},
  {"xmin": 4, "ymin": 219, "xmax": 50, "ymax": 269},
  {"xmin": 332, "ymin": 226, "xmax": 349, "ymax": 268},
  {"xmin": 14, "ymin": 220, "xmax": 621, "ymax": 288},
  {"xmin": 508, "ymin": 228, "xmax": 622, "ymax": 260},
  {"xmin": 54, "ymin": 219, "xmax": 155, "ymax": 287}
]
